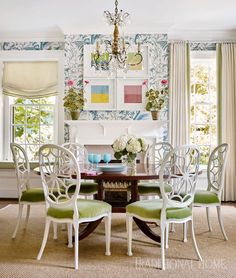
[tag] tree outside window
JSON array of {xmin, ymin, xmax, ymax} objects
[
  {"xmin": 190, "ymin": 53, "xmax": 217, "ymax": 165},
  {"xmin": 11, "ymin": 97, "xmax": 55, "ymax": 161}
]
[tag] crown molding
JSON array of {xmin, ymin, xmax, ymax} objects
[
  {"xmin": 0, "ymin": 28, "xmax": 236, "ymax": 43},
  {"xmin": 168, "ymin": 29, "xmax": 236, "ymax": 41},
  {"xmin": 0, "ymin": 31, "xmax": 64, "ymax": 42}
]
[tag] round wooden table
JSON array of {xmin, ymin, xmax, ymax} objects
[
  {"xmin": 35, "ymin": 164, "xmax": 162, "ymax": 242},
  {"xmin": 81, "ymin": 164, "xmax": 162, "ymax": 242}
]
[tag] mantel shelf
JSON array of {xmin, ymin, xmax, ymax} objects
[
  {"xmin": 65, "ymin": 120, "xmax": 168, "ymax": 145},
  {"xmin": 65, "ymin": 120, "xmax": 168, "ymax": 124}
]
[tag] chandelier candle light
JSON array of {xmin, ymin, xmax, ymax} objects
[{"xmin": 93, "ymin": 0, "xmax": 143, "ymax": 74}]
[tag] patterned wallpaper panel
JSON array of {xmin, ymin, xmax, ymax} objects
[
  {"xmin": 64, "ymin": 34, "xmax": 169, "ymax": 121},
  {"xmin": 189, "ymin": 42, "xmax": 216, "ymax": 51},
  {"xmin": 0, "ymin": 41, "xmax": 64, "ymax": 51}
]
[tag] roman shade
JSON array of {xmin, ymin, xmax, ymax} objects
[{"xmin": 2, "ymin": 61, "xmax": 58, "ymax": 98}]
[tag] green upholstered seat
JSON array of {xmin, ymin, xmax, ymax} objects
[
  {"xmin": 20, "ymin": 188, "xmax": 45, "ymax": 202},
  {"xmin": 67, "ymin": 181, "xmax": 98, "ymax": 195},
  {"xmin": 20, "ymin": 188, "xmax": 66, "ymax": 202},
  {"xmin": 137, "ymin": 182, "xmax": 172, "ymax": 195},
  {"xmin": 80, "ymin": 182, "xmax": 98, "ymax": 194},
  {"xmin": 194, "ymin": 190, "xmax": 220, "ymax": 204},
  {"xmin": 126, "ymin": 199, "xmax": 192, "ymax": 220},
  {"xmin": 47, "ymin": 199, "xmax": 111, "ymax": 219}
]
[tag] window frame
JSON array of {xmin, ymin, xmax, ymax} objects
[
  {"xmin": 190, "ymin": 50, "xmax": 217, "ymax": 165},
  {"xmin": 0, "ymin": 50, "xmax": 64, "ymax": 162},
  {"xmin": 5, "ymin": 96, "xmax": 58, "ymax": 161}
]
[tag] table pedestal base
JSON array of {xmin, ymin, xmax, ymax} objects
[
  {"xmin": 79, "ymin": 219, "xmax": 102, "ymax": 240},
  {"xmin": 134, "ymin": 217, "xmax": 161, "ymax": 243}
]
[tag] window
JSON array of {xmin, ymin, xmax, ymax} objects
[
  {"xmin": 6, "ymin": 96, "xmax": 57, "ymax": 161},
  {"xmin": 0, "ymin": 52, "xmax": 64, "ymax": 163},
  {"xmin": 190, "ymin": 51, "xmax": 217, "ymax": 165}
]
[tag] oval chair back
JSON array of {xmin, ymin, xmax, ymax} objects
[
  {"xmin": 10, "ymin": 142, "xmax": 30, "ymax": 199},
  {"xmin": 159, "ymin": 145, "xmax": 200, "ymax": 209},
  {"xmin": 144, "ymin": 142, "xmax": 173, "ymax": 174},
  {"xmin": 207, "ymin": 143, "xmax": 229, "ymax": 197},
  {"xmin": 62, "ymin": 142, "xmax": 89, "ymax": 171},
  {"xmin": 39, "ymin": 144, "xmax": 81, "ymax": 215}
]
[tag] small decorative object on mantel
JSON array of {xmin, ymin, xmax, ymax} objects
[
  {"xmin": 112, "ymin": 134, "xmax": 147, "ymax": 175},
  {"xmin": 143, "ymin": 79, "xmax": 168, "ymax": 120},
  {"xmin": 63, "ymin": 80, "xmax": 88, "ymax": 120}
]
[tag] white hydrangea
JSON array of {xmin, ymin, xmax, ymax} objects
[
  {"xmin": 112, "ymin": 134, "xmax": 147, "ymax": 158},
  {"xmin": 112, "ymin": 134, "xmax": 129, "ymax": 152},
  {"xmin": 126, "ymin": 138, "xmax": 142, "ymax": 154}
]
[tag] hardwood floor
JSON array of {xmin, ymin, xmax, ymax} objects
[{"xmin": 0, "ymin": 199, "xmax": 18, "ymax": 209}]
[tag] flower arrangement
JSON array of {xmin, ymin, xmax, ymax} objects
[
  {"xmin": 143, "ymin": 79, "xmax": 168, "ymax": 112},
  {"xmin": 112, "ymin": 134, "xmax": 147, "ymax": 162},
  {"xmin": 63, "ymin": 80, "xmax": 88, "ymax": 112}
]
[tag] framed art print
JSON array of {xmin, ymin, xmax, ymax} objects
[
  {"xmin": 116, "ymin": 45, "xmax": 149, "ymax": 78},
  {"xmin": 84, "ymin": 79, "xmax": 116, "ymax": 110},
  {"xmin": 84, "ymin": 45, "xmax": 109, "ymax": 78}
]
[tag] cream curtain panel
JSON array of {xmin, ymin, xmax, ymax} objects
[
  {"xmin": 2, "ymin": 61, "xmax": 58, "ymax": 98},
  {"xmin": 169, "ymin": 42, "xmax": 190, "ymax": 147},
  {"xmin": 218, "ymin": 43, "xmax": 236, "ymax": 201}
]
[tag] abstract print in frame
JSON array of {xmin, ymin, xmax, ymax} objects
[
  {"xmin": 117, "ymin": 79, "xmax": 147, "ymax": 110},
  {"xmin": 84, "ymin": 79, "xmax": 115, "ymax": 110}
]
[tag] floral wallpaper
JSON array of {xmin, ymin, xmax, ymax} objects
[
  {"xmin": 189, "ymin": 42, "xmax": 216, "ymax": 51},
  {"xmin": 64, "ymin": 34, "xmax": 169, "ymax": 121},
  {"xmin": 0, "ymin": 41, "xmax": 64, "ymax": 51}
]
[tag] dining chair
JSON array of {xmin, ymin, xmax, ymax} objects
[
  {"xmin": 11, "ymin": 143, "xmax": 58, "ymax": 240},
  {"xmin": 193, "ymin": 143, "xmax": 229, "ymax": 240},
  {"xmin": 138, "ymin": 142, "xmax": 173, "ymax": 197},
  {"xmin": 62, "ymin": 142, "xmax": 98, "ymax": 198},
  {"xmin": 10, "ymin": 143, "xmax": 45, "ymax": 239},
  {"xmin": 37, "ymin": 144, "xmax": 111, "ymax": 270},
  {"xmin": 126, "ymin": 145, "xmax": 202, "ymax": 270}
]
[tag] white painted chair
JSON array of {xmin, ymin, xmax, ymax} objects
[
  {"xmin": 138, "ymin": 142, "xmax": 174, "ymax": 198},
  {"xmin": 126, "ymin": 145, "xmax": 202, "ymax": 270},
  {"xmin": 193, "ymin": 143, "xmax": 229, "ymax": 240},
  {"xmin": 62, "ymin": 142, "xmax": 98, "ymax": 198},
  {"xmin": 37, "ymin": 144, "xmax": 111, "ymax": 270},
  {"xmin": 10, "ymin": 143, "xmax": 45, "ymax": 238}
]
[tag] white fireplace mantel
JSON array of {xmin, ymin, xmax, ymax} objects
[{"xmin": 65, "ymin": 120, "xmax": 168, "ymax": 145}]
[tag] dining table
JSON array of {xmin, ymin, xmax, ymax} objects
[{"xmin": 34, "ymin": 164, "xmax": 164, "ymax": 243}]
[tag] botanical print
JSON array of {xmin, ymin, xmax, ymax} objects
[
  {"xmin": 91, "ymin": 85, "xmax": 109, "ymax": 103},
  {"xmin": 127, "ymin": 52, "xmax": 143, "ymax": 71},
  {"xmin": 124, "ymin": 85, "xmax": 142, "ymax": 103},
  {"xmin": 91, "ymin": 52, "xmax": 109, "ymax": 71}
]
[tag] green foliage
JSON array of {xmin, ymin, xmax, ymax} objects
[
  {"xmin": 145, "ymin": 87, "xmax": 167, "ymax": 111},
  {"xmin": 191, "ymin": 65, "xmax": 209, "ymax": 95},
  {"xmin": 63, "ymin": 87, "xmax": 86, "ymax": 112},
  {"xmin": 190, "ymin": 62, "xmax": 217, "ymax": 165},
  {"xmin": 12, "ymin": 97, "xmax": 54, "ymax": 160}
]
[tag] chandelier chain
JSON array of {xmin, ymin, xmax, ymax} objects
[
  {"xmin": 115, "ymin": 0, "xmax": 118, "ymax": 19},
  {"xmin": 93, "ymin": 0, "xmax": 143, "ymax": 74}
]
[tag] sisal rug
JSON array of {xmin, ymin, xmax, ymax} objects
[{"xmin": 0, "ymin": 204, "xmax": 236, "ymax": 278}]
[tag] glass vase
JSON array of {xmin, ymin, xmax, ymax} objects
[{"xmin": 122, "ymin": 156, "xmax": 137, "ymax": 175}]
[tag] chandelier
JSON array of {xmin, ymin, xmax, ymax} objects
[{"xmin": 93, "ymin": 0, "xmax": 143, "ymax": 74}]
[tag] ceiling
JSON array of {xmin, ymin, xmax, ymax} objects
[{"xmin": 1, "ymin": 0, "xmax": 236, "ymax": 41}]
